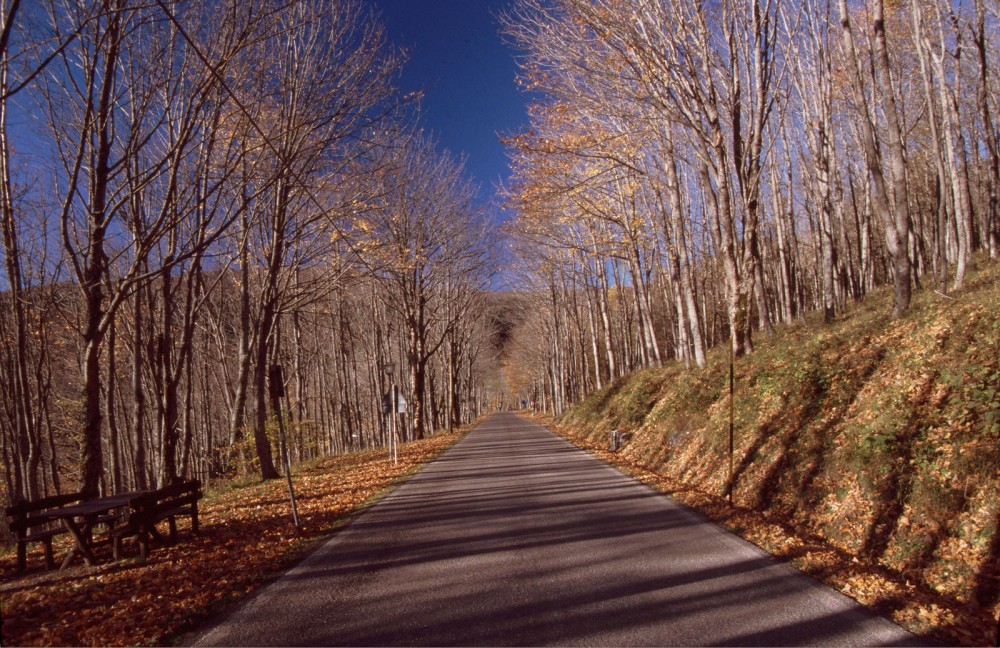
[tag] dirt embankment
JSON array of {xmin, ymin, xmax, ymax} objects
[{"xmin": 554, "ymin": 261, "xmax": 1000, "ymax": 646}]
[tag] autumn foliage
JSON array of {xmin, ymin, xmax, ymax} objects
[
  {"xmin": 0, "ymin": 431, "xmax": 464, "ymax": 646},
  {"xmin": 551, "ymin": 260, "xmax": 1000, "ymax": 647}
]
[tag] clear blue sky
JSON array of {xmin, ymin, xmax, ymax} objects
[{"xmin": 369, "ymin": 0, "xmax": 527, "ymax": 215}]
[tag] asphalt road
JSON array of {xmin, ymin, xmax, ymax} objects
[{"xmin": 191, "ymin": 412, "xmax": 919, "ymax": 646}]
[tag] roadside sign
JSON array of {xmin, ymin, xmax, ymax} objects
[{"xmin": 382, "ymin": 391, "xmax": 407, "ymax": 414}]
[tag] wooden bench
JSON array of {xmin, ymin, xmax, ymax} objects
[
  {"xmin": 113, "ymin": 479, "xmax": 202, "ymax": 559},
  {"xmin": 6, "ymin": 492, "xmax": 86, "ymax": 572}
]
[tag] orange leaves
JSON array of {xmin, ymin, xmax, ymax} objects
[
  {"xmin": 0, "ymin": 431, "xmax": 463, "ymax": 647},
  {"xmin": 545, "ymin": 415, "xmax": 997, "ymax": 647}
]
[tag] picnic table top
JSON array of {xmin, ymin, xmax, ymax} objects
[{"xmin": 33, "ymin": 491, "xmax": 150, "ymax": 521}]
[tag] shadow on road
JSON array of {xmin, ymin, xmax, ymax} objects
[{"xmin": 194, "ymin": 413, "xmax": 921, "ymax": 647}]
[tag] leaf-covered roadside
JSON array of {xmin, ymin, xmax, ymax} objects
[
  {"xmin": 545, "ymin": 417, "xmax": 995, "ymax": 647},
  {"xmin": 0, "ymin": 430, "xmax": 465, "ymax": 647}
]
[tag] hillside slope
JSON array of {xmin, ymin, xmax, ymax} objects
[{"xmin": 557, "ymin": 260, "xmax": 999, "ymax": 643}]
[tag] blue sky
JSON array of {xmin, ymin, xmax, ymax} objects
[
  {"xmin": 370, "ymin": 0, "xmax": 528, "ymax": 216},
  {"xmin": 0, "ymin": 2, "xmax": 529, "ymax": 291}
]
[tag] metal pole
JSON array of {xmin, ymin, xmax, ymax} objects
[
  {"xmin": 382, "ymin": 362, "xmax": 397, "ymax": 464},
  {"xmin": 728, "ymin": 342, "xmax": 734, "ymax": 506},
  {"xmin": 392, "ymin": 382, "xmax": 398, "ymax": 464}
]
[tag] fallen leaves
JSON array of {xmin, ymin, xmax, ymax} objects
[
  {"xmin": 0, "ymin": 430, "xmax": 464, "ymax": 646},
  {"xmin": 546, "ymin": 416, "xmax": 998, "ymax": 647}
]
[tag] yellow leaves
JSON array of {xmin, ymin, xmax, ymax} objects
[
  {"xmin": 0, "ymin": 431, "xmax": 464, "ymax": 647},
  {"xmin": 549, "ymin": 414, "xmax": 998, "ymax": 647},
  {"xmin": 354, "ymin": 217, "xmax": 374, "ymax": 234}
]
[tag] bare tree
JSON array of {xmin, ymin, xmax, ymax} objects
[
  {"xmin": 0, "ymin": 0, "xmax": 37, "ymax": 499},
  {"xmin": 357, "ymin": 133, "xmax": 494, "ymax": 439},
  {"xmin": 838, "ymin": 0, "xmax": 912, "ymax": 319},
  {"xmin": 974, "ymin": 0, "xmax": 999, "ymax": 259},
  {"xmin": 231, "ymin": 0, "xmax": 397, "ymax": 479},
  {"xmin": 32, "ymin": 0, "xmax": 276, "ymax": 493}
]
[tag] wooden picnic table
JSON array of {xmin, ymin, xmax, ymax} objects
[
  {"xmin": 37, "ymin": 490, "xmax": 149, "ymax": 569},
  {"xmin": 8, "ymin": 482, "xmax": 203, "ymax": 571}
]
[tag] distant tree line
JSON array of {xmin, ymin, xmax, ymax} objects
[
  {"xmin": 0, "ymin": 0, "xmax": 499, "ymax": 508},
  {"xmin": 500, "ymin": 0, "xmax": 999, "ymax": 413}
]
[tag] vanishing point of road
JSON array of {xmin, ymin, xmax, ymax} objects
[{"xmin": 192, "ymin": 412, "xmax": 918, "ymax": 646}]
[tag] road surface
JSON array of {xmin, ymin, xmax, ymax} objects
[{"xmin": 191, "ymin": 412, "xmax": 918, "ymax": 646}]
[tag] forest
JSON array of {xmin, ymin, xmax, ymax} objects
[
  {"xmin": 499, "ymin": 0, "xmax": 999, "ymax": 415},
  {"xmin": 2, "ymin": 0, "xmax": 998, "ymax": 535},
  {"xmin": 0, "ymin": 0, "xmax": 502, "ymax": 516}
]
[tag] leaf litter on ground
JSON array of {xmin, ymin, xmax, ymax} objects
[
  {"xmin": 0, "ymin": 430, "xmax": 464, "ymax": 646},
  {"xmin": 2, "ymin": 411, "xmax": 995, "ymax": 646},
  {"xmin": 543, "ymin": 414, "xmax": 997, "ymax": 648}
]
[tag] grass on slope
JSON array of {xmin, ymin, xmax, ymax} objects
[{"xmin": 557, "ymin": 258, "xmax": 1000, "ymax": 646}]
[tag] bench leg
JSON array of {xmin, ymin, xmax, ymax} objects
[
  {"xmin": 60, "ymin": 545, "xmax": 81, "ymax": 570},
  {"xmin": 168, "ymin": 516, "xmax": 178, "ymax": 542},
  {"xmin": 43, "ymin": 538, "xmax": 55, "ymax": 570},
  {"xmin": 16, "ymin": 541, "xmax": 27, "ymax": 573}
]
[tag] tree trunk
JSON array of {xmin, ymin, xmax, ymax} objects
[
  {"xmin": 106, "ymin": 315, "xmax": 121, "ymax": 492},
  {"xmin": 0, "ymin": 40, "xmax": 39, "ymax": 500},
  {"xmin": 702, "ymin": 162, "xmax": 748, "ymax": 356},
  {"xmin": 975, "ymin": 0, "xmax": 999, "ymax": 258},
  {"xmin": 872, "ymin": 0, "xmax": 913, "ymax": 315},
  {"xmin": 131, "ymin": 286, "xmax": 148, "ymax": 489},
  {"xmin": 661, "ymin": 128, "xmax": 706, "ymax": 366},
  {"xmin": 770, "ymin": 163, "xmax": 797, "ymax": 324},
  {"xmin": 839, "ymin": 0, "xmax": 911, "ymax": 319},
  {"xmin": 252, "ymin": 298, "xmax": 281, "ymax": 480},
  {"xmin": 159, "ymin": 265, "xmax": 180, "ymax": 486},
  {"xmin": 229, "ymin": 218, "xmax": 252, "ymax": 450}
]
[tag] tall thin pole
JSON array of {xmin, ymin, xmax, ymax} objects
[
  {"xmin": 728, "ymin": 342, "xmax": 734, "ymax": 505},
  {"xmin": 383, "ymin": 363, "xmax": 398, "ymax": 465},
  {"xmin": 392, "ymin": 382, "xmax": 398, "ymax": 465}
]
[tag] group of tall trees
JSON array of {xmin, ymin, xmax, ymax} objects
[
  {"xmin": 0, "ymin": 0, "xmax": 498, "ymax": 508},
  {"xmin": 3, "ymin": 0, "xmax": 997, "ymax": 513},
  {"xmin": 500, "ymin": 0, "xmax": 999, "ymax": 413}
]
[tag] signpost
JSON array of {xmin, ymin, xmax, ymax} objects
[{"xmin": 382, "ymin": 362, "xmax": 406, "ymax": 464}]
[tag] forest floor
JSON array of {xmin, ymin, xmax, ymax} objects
[
  {"xmin": 549, "ymin": 258, "xmax": 1000, "ymax": 647},
  {"xmin": 0, "ymin": 430, "xmax": 465, "ymax": 646},
  {"xmin": 545, "ymin": 416, "xmax": 995, "ymax": 646}
]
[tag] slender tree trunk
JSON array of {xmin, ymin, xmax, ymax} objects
[
  {"xmin": 928, "ymin": 25, "xmax": 972, "ymax": 290},
  {"xmin": 661, "ymin": 128, "xmax": 706, "ymax": 366},
  {"xmin": 160, "ymin": 263, "xmax": 180, "ymax": 485},
  {"xmin": 770, "ymin": 164, "xmax": 796, "ymax": 324},
  {"xmin": 131, "ymin": 285, "xmax": 148, "ymax": 489},
  {"xmin": 0, "ymin": 30, "xmax": 39, "ymax": 499},
  {"xmin": 818, "ymin": 165, "xmax": 836, "ymax": 323},
  {"xmin": 839, "ymin": 0, "xmax": 911, "ymax": 318},
  {"xmin": 589, "ymin": 228, "xmax": 617, "ymax": 379},
  {"xmin": 702, "ymin": 162, "xmax": 748, "ymax": 355},
  {"xmin": 975, "ymin": 0, "xmax": 999, "ymax": 258},
  {"xmin": 873, "ymin": 0, "xmax": 913, "ymax": 314},
  {"xmin": 447, "ymin": 336, "xmax": 460, "ymax": 429},
  {"xmin": 912, "ymin": 0, "xmax": 952, "ymax": 293},
  {"xmin": 106, "ymin": 313, "xmax": 121, "ymax": 492},
  {"xmin": 407, "ymin": 291, "xmax": 429, "ymax": 440},
  {"xmin": 229, "ymin": 215, "xmax": 252, "ymax": 456},
  {"xmin": 252, "ymin": 297, "xmax": 281, "ymax": 480}
]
